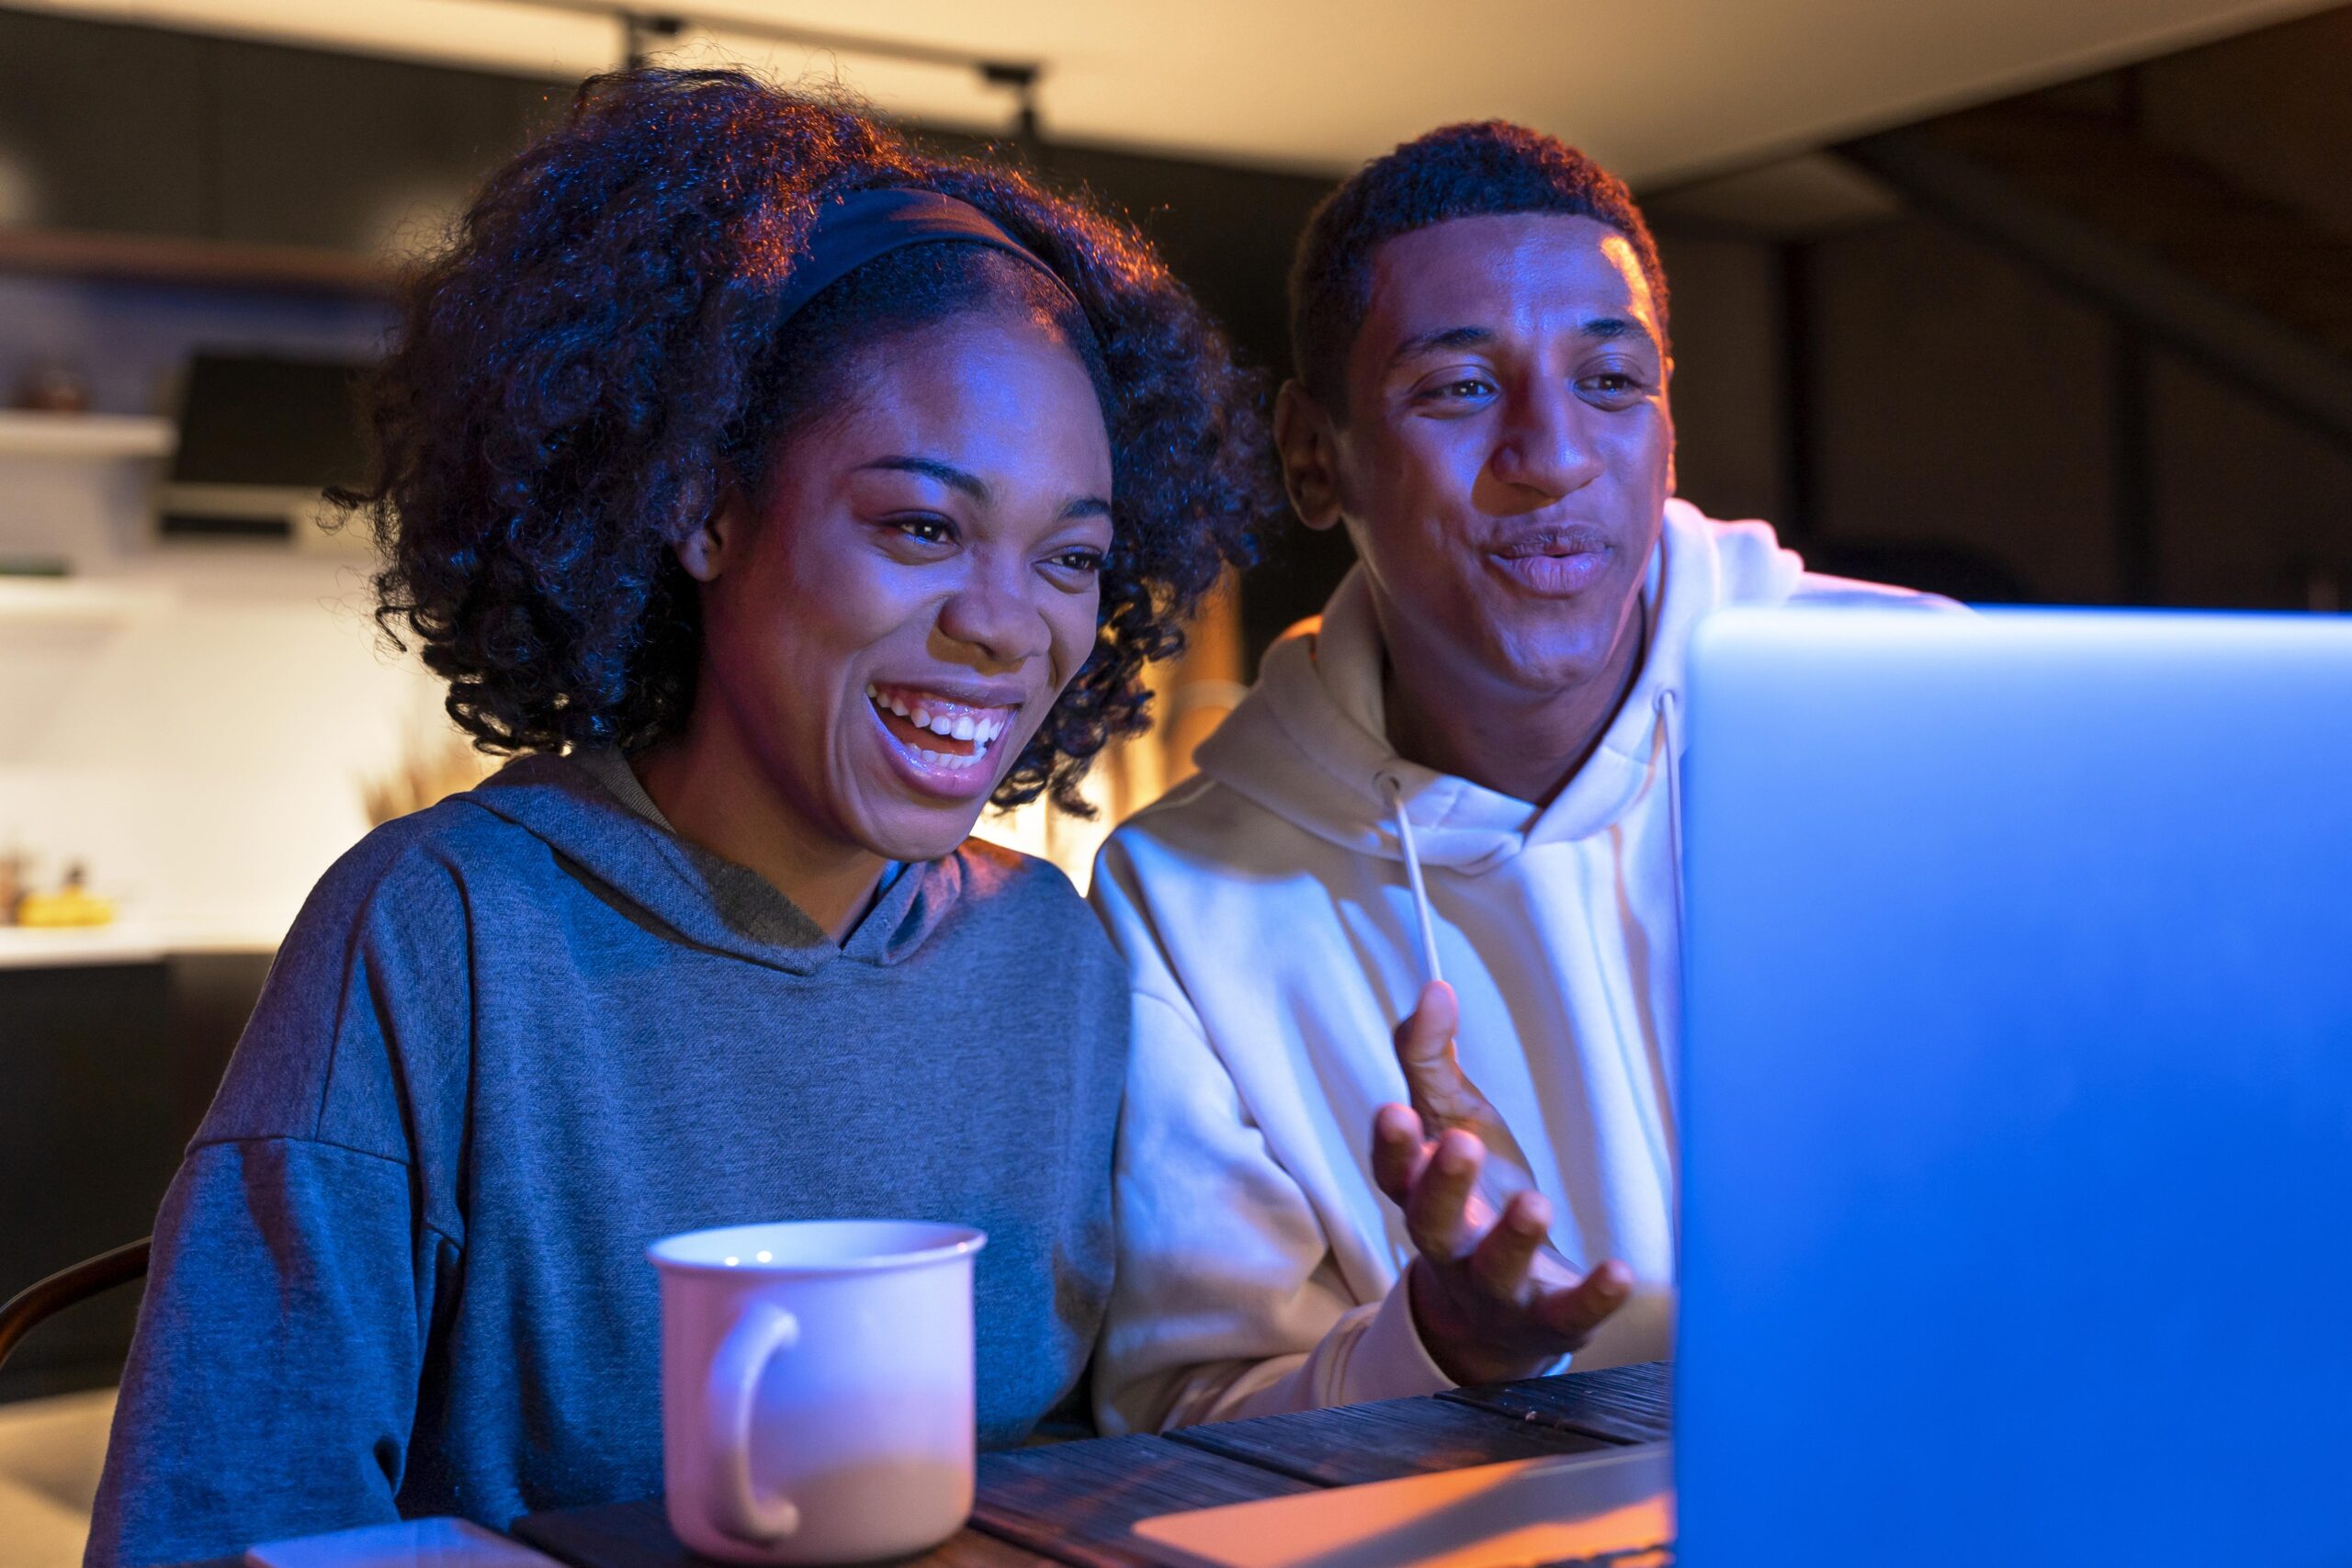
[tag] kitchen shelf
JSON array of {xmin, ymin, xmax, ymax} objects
[
  {"xmin": 0, "ymin": 410, "xmax": 175, "ymax": 459},
  {"xmin": 0, "ymin": 226, "xmax": 391, "ymax": 298}
]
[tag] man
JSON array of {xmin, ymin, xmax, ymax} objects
[{"xmin": 1091, "ymin": 121, "xmax": 1944, "ymax": 1435}]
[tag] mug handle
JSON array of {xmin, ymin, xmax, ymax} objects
[{"xmin": 706, "ymin": 1300, "xmax": 802, "ymax": 1544}]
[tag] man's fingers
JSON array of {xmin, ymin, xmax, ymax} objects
[
  {"xmin": 1533, "ymin": 1258, "xmax": 1634, "ymax": 1346},
  {"xmin": 1370, "ymin": 1103, "xmax": 1430, "ymax": 1206},
  {"xmin": 1405, "ymin": 1127, "xmax": 1485, "ymax": 1260},
  {"xmin": 1392, "ymin": 982, "xmax": 1458, "ymax": 1074},
  {"xmin": 1390, "ymin": 987, "xmax": 1544, "ymax": 1197},
  {"xmin": 1394, "ymin": 982, "xmax": 1487, "ymax": 1127},
  {"xmin": 1466, "ymin": 1190, "xmax": 1550, "ymax": 1301}
]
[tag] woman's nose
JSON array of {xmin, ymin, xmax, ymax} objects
[{"xmin": 935, "ymin": 566, "xmax": 1052, "ymax": 669}]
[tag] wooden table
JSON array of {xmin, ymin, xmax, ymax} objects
[{"xmin": 511, "ymin": 1362, "xmax": 1671, "ymax": 1568}]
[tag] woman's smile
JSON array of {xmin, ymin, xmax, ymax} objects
[{"xmin": 865, "ymin": 681, "xmax": 1023, "ymax": 795}]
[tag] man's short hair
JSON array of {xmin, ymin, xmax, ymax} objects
[{"xmin": 1287, "ymin": 120, "xmax": 1669, "ymax": 418}]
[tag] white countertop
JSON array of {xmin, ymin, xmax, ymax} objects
[
  {"xmin": 0, "ymin": 410, "xmax": 175, "ymax": 459},
  {"xmin": 0, "ymin": 922, "xmax": 278, "ymax": 969}
]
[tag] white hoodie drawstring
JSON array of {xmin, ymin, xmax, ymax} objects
[
  {"xmin": 1652, "ymin": 688, "xmax": 1687, "ymax": 947},
  {"xmin": 1376, "ymin": 771, "xmax": 1445, "ymax": 990}
]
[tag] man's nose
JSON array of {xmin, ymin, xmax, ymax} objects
[
  {"xmin": 934, "ymin": 559, "xmax": 1052, "ymax": 670},
  {"xmin": 1487, "ymin": 382, "xmax": 1604, "ymax": 503}
]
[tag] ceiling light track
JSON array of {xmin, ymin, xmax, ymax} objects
[{"xmin": 503, "ymin": 0, "xmax": 1045, "ymax": 141}]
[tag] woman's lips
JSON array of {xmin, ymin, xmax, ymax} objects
[{"xmin": 865, "ymin": 682, "xmax": 1017, "ymax": 800}]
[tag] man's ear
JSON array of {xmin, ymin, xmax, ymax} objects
[
  {"xmin": 1659, "ymin": 357, "xmax": 1679, "ymax": 498},
  {"xmin": 674, "ymin": 489, "xmax": 749, "ymax": 583},
  {"xmin": 1273, "ymin": 379, "xmax": 1344, "ymax": 533}
]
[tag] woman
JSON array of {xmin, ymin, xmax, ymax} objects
[{"xmin": 89, "ymin": 68, "xmax": 1274, "ymax": 1566}]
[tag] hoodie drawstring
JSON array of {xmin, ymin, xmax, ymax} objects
[
  {"xmin": 1652, "ymin": 689, "xmax": 1687, "ymax": 949},
  {"xmin": 1376, "ymin": 771, "xmax": 1445, "ymax": 990}
]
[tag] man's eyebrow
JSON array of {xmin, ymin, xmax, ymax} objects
[
  {"xmin": 1389, "ymin": 325, "xmax": 1493, "ymax": 365},
  {"xmin": 859, "ymin": 456, "xmax": 988, "ymax": 501},
  {"xmin": 1387, "ymin": 315, "xmax": 1654, "ymax": 366},
  {"xmin": 1581, "ymin": 315, "xmax": 1646, "ymax": 342}
]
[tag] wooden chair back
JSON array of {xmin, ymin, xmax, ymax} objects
[{"xmin": 0, "ymin": 1238, "xmax": 151, "ymax": 1371}]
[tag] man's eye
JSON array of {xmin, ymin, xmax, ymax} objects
[
  {"xmin": 1421, "ymin": 378, "xmax": 1494, "ymax": 401},
  {"xmin": 1582, "ymin": 372, "xmax": 1648, "ymax": 403}
]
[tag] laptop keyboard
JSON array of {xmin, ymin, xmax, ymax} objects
[{"xmin": 1536, "ymin": 1547, "xmax": 1675, "ymax": 1567}]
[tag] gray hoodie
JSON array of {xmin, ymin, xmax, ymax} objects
[{"xmin": 88, "ymin": 752, "xmax": 1125, "ymax": 1566}]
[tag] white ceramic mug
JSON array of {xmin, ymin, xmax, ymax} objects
[{"xmin": 648, "ymin": 1219, "xmax": 988, "ymax": 1565}]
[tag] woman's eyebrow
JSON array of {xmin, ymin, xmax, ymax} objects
[
  {"xmin": 859, "ymin": 455, "xmax": 988, "ymax": 500},
  {"xmin": 865, "ymin": 456, "xmax": 1108, "ymax": 523}
]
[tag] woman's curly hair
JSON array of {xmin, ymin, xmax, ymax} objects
[{"xmin": 346, "ymin": 67, "xmax": 1280, "ymax": 813}]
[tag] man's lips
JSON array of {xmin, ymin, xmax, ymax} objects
[
  {"xmin": 1488, "ymin": 524, "xmax": 1611, "ymax": 560},
  {"xmin": 1485, "ymin": 526, "xmax": 1614, "ymax": 596}
]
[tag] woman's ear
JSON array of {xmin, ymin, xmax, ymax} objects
[
  {"xmin": 1273, "ymin": 380, "xmax": 1344, "ymax": 533},
  {"xmin": 674, "ymin": 489, "xmax": 749, "ymax": 583}
]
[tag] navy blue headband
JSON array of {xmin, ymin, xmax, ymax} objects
[{"xmin": 773, "ymin": 186, "xmax": 1083, "ymax": 326}]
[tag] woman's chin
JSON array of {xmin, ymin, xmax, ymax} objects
[
  {"xmin": 847, "ymin": 707, "xmax": 1018, "ymax": 861},
  {"xmin": 852, "ymin": 795, "xmax": 992, "ymax": 865}
]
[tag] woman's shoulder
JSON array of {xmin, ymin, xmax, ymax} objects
[
  {"xmin": 201, "ymin": 797, "xmax": 526, "ymax": 1159},
  {"xmin": 324, "ymin": 792, "xmax": 525, "ymax": 896},
  {"xmin": 951, "ymin": 836, "xmax": 1083, "ymax": 908},
  {"xmin": 946, "ymin": 839, "xmax": 1123, "ymax": 970},
  {"xmin": 286, "ymin": 790, "xmax": 552, "ymax": 958}
]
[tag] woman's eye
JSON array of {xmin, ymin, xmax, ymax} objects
[
  {"xmin": 1048, "ymin": 547, "xmax": 1105, "ymax": 576},
  {"xmin": 893, "ymin": 515, "xmax": 956, "ymax": 547}
]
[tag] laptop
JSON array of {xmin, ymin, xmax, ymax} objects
[
  {"xmin": 1679, "ymin": 605, "xmax": 2352, "ymax": 1566},
  {"xmin": 1137, "ymin": 606, "xmax": 2352, "ymax": 1568}
]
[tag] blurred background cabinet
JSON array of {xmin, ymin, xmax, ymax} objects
[
  {"xmin": 0, "ymin": 8, "xmax": 562, "ymax": 256},
  {"xmin": 0, "ymin": 953, "xmax": 267, "ymax": 1402}
]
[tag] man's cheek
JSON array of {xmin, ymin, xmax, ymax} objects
[{"xmin": 1386, "ymin": 423, "xmax": 1475, "ymax": 495}]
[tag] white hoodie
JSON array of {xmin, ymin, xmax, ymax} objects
[{"xmin": 1089, "ymin": 502, "xmax": 1950, "ymax": 1435}]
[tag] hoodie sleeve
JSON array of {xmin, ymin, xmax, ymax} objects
[
  {"xmin": 85, "ymin": 829, "xmax": 470, "ymax": 1568},
  {"xmin": 1090, "ymin": 840, "xmax": 1456, "ymax": 1434}
]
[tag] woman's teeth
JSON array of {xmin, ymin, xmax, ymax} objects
[{"xmin": 866, "ymin": 683, "xmax": 1011, "ymax": 771}]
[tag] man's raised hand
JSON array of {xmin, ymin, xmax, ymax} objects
[
  {"xmin": 1372, "ymin": 982, "xmax": 1631, "ymax": 1386},
  {"xmin": 1392, "ymin": 980, "xmax": 1542, "ymax": 1198}
]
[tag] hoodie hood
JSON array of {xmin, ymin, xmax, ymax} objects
[
  {"xmin": 1194, "ymin": 500, "xmax": 1804, "ymax": 874},
  {"xmin": 458, "ymin": 751, "xmax": 963, "ymax": 974}
]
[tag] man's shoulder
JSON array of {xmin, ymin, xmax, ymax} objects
[
  {"xmin": 1786, "ymin": 570, "xmax": 1967, "ymax": 614},
  {"xmin": 1104, "ymin": 770, "xmax": 1317, "ymax": 874},
  {"xmin": 1669, "ymin": 502, "xmax": 1965, "ymax": 616},
  {"xmin": 1091, "ymin": 770, "xmax": 1344, "ymax": 943}
]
